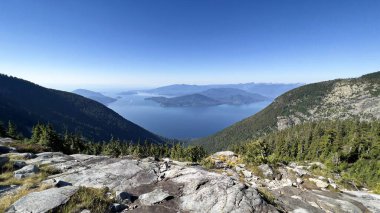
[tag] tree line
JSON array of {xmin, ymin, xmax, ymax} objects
[
  {"xmin": 0, "ymin": 120, "xmax": 206, "ymax": 162},
  {"xmin": 231, "ymin": 119, "xmax": 380, "ymax": 191}
]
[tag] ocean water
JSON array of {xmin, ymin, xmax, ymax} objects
[{"xmin": 108, "ymin": 93, "xmax": 271, "ymax": 140}]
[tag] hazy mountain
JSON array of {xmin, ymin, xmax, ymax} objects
[
  {"xmin": 0, "ymin": 74, "xmax": 163, "ymax": 143},
  {"xmin": 72, "ymin": 89, "xmax": 117, "ymax": 105},
  {"xmin": 144, "ymin": 83, "xmax": 302, "ymax": 98},
  {"xmin": 200, "ymin": 88, "xmax": 269, "ymax": 105},
  {"xmin": 146, "ymin": 94, "xmax": 220, "ymax": 107},
  {"xmin": 146, "ymin": 88, "xmax": 269, "ymax": 107},
  {"xmin": 191, "ymin": 71, "xmax": 380, "ymax": 152}
]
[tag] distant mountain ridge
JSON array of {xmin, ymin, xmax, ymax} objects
[
  {"xmin": 0, "ymin": 74, "xmax": 163, "ymax": 143},
  {"xmin": 146, "ymin": 94, "xmax": 221, "ymax": 107},
  {"xmin": 122, "ymin": 82, "xmax": 302, "ymax": 98},
  {"xmin": 146, "ymin": 88, "xmax": 269, "ymax": 107},
  {"xmin": 191, "ymin": 71, "xmax": 380, "ymax": 152},
  {"xmin": 73, "ymin": 89, "xmax": 117, "ymax": 105},
  {"xmin": 200, "ymin": 88, "xmax": 268, "ymax": 105}
]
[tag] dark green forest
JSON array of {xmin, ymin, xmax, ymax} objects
[
  {"xmin": 231, "ymin": 119, "xmax": 380, "ymax": 191},
  {"xmin": 0, "ymin": 121, "xmax": 206, "ymax": 163},
  {"xmin": 0, "ymin": 74, "xmax": 163, "ymax": 143}
]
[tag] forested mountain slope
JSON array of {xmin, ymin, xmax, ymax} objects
[
  {"xmin": 72, "ymin": 89, "xmax": 116, "ymax": 105},
  {"xmin": 0, "ymin": 74, "xmax": 163, "ymax": 143},
  {"xmin": 192, "ymin": 72, "xmax": 380, "ymax": 152}
]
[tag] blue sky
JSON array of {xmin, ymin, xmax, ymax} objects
[{"xmin": 0, "ymin": 0, "xmax": 379, "ymax": 90}]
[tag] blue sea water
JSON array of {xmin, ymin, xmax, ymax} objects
[{"xmin": 108, "ymin": 93, "xmax": 271, "ymax": 140}]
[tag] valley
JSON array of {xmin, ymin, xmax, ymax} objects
[{"xmin": 0, "ymin": 72, "xmax": 379, "ymax": 212}]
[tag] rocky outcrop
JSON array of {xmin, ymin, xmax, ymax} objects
[
  {"xmin": 6, "ymin": 186, "xmax": 78, "ymax": 213},
  {"xmin": 2, "ymin": 150, "xmax": 380, "ymax": 213},
  {"xmin": 276, "ymin": 81, "xmax": 380, "ymax": 131},
  {"xmin": 5, "ymin": 152, "xmax": 275, "ymax": 212},
  {"xmin": 164, "ymin": 165, "xmax": 276, "ymax": 213}
]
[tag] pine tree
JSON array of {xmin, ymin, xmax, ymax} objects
[
  {"xmin": 31, "ymin": 124, "xmax": 42, "ymax": 143},
  {"xmin": 7, "ymin": 120, "xmax": 17, "ymax": 138}
]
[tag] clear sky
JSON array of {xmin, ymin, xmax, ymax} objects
[{"xmin": 0, "ymin": 0, "xmax": 379, "ymax": 90}]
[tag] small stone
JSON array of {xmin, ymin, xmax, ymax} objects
[
  {"xmin": 296, "ymin": 178, "xmax": 303, "ymax": 184},
  {"xmin": 275, "ymin": 173, "xmax": 282, "ymax": 181},
  {"xmin": 328, "ymin": 178, "xmax": 335, "ymax": 184},
  {"xmin": 242, "ymin": 170, "xmax": 252, "ymax": 178},
  {"xmin": 309, "ymin": 178, "xmax": 329, "ymax": 188},
  {"xmin": 289, "ymin": 162, "xmax": 298, "ymax": 168},
  {"xmin": 160, "ymin": 162, "xmax": 169, "ymax": 172}
]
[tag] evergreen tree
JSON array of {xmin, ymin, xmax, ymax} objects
[{"xmin": 7, "ymin": 120, "xmax": 17, "ymax": 138}]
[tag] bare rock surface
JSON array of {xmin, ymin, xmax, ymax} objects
[
  {"xmin": 3, "ymin": 150, "xmax": 379, "ymax": 213},
  {"xmin": 164, "ymin": 165, "xmax": 277, "ymax": 213},
  {"xmin": 26, "ymin": 152, "xmax": 75, "ymax": 165},
  {"xmin": 6, "ymin": 186, "xmax": 78, "ymax": 213},
  {"xmin": 139, "ymin": 188, "xmax": 171, "ymax": 206}
]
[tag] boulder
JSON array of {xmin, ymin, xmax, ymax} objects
[
  {"xmin": 242, "ymin": 170, "xmax": 252, "ymax": 178},
  {"xmin": 309, "ymin": 178, "xmax": 329, "ymax": 188},
  {"xmin": 13, "ymin": 161, "xmax": 26, "ymax": 169},
  {"xmin": 13, "ymin": 165, "xmax": 39, "ymax": 179},
  {"xmin": 6, "ymin": 186, "xmax": 78, "ymax": 213},
  {"xmin": 160, "ymin": 161, "xmax": 169, "ymax": 172},
  {"xmin": 139, "ymin": 188, "xmax": 171, "ymax": 206},
  {"xmin": 292, "ymin": 167, "xmax": 309, "ymax": 177},
  {"xmin": 258, "ymin": 164, "xmax": 274, "ymax": 179}
]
